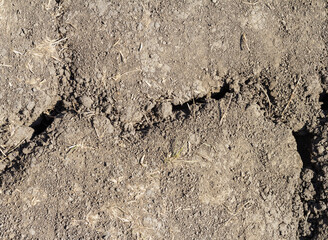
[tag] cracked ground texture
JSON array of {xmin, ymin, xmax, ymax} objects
[{"xmin": 0, "ymin": 0, "xmax": 327, "ymax": 239}]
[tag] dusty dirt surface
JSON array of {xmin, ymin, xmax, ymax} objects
[{"xmin": 0, "ymin": 0, "xmax": 327, "ymax": 239}]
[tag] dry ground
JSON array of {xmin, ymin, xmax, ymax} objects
[{"xmin": 0, "ymin": 0, "xmax": 327, "ymax": 239}]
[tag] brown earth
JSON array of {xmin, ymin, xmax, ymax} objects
[{"xmin": 0, "ymin": 0, "xmax": 327, "ymax": 239}]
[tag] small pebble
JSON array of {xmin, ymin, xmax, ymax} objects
[
  {"xmin": 317, "ymin": 146, "xmax": 325, "ymax": 155},
  {"xmin": 79, "ymin": 95, "xmax": 93, "ymax": 108},
  {"xmin": 157, "ymin": 102, "xmax": 172, "ymax": 119}
]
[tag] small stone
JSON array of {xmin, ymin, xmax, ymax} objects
[
  {"xmin": 132, "ymin": 111, "xmax": 143, "ymax": 122},
  {"xmin": 157, "ymin": 102, "xmax": 172, "ymax": 119},
  {"xmin": 22, "ymin": 147, "xmax": 31, "ymax": 155},
  {"xmin": 317, "ymin": 146, "xmax": 325, "ymax": 155},
  {"xmin": 79, "ymin": 95, "xmax": 93, "ymax": 108},
  {"xmin": 59, "ymin": 27, "xmax": 66, "ymax": 34},
  {"xmin": 319, "ymin": 201, "xmax": 327, "ymax": 211},
  {"xmin": 302, "ymin": 169, "xmax": 314, "ymax": 182},
  {"xmin": 231, "ymin": 81, "xmax": 240, "ymax": 93},
  {"xmin": 93, "ymin": 116, "xmax": 114, "ymax": 138},
  {"xmin": 124, "ymin": 122, "xmax": 134, "ymax": 133},
  {"xmin": 303, "ymin": 186, "xmax": 315, "ymax": 200}
]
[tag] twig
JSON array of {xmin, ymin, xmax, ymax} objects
[
  {"xmin": 66, "ymin": 143, "xmax": 95, "ymax": 154},
  {"xmin": 174, "ymin": 159, "xmax": 201, "ymax": 164},
  {"xmin": 240, "ymin": 33, "xmax": 250, "ymax": 52},
  {"xmin": 0, "ymin": 64, "xmax": 12, "ymax": 68},
  {"xmin": 52, "ymin": 37, "xmax": 68, "ymax": 44},
  {"xmin": 219, "ymin": 94, "xmax": 233, "ymax": 126},
  {"xmin": 223, "ymin": 201, "xmax": 252, "ymax": 216},
  {"xmin": 242, "ymin": 0, "xmax": 260, "ymax": 5},
  {"xmin": 0, "ymin": 148, "xmax": 6, "ymax": 157},
  {"xmin": 164, "ymin": 147, "xmax": 184, "ymax": 164},
  {"xmin": 112, "ymin": 39, "xmax": 120, "ymax": 48},
  {"xmin": 259, "ymin": 85, "xmax": 272, "ymax": 114},
  {"xmin": 281, "ymin": 76, "xmax": 301, "ymax": 116},
  {"xmin": 111, "ymin": 68, "xmax": 142, "ymax": 81},
  {"xmin": 139, "ymin": 155, "xmax": 147, "ymax": 167},
  {"xmin": 119, "ymin": 51, "xmax": 125, "ymax": 63},
  {"xmin": 0, "ymin": 138, "xmax": 26, "ymax": 162},
  {"xmin": 13, "ymin": 50, "xmax": 23, "ymax": 55}
]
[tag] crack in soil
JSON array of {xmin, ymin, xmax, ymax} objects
[
  {"xmin": 293, "ymin": 130, "xmax": 313, "ymax": 169},
  {"xmin": 30, "ymin": 101, "xmax": 66, "ymax": 139},
  {"xmin": 0, "ymin": 101, "xmax": 67, "ymax": 187},
  {"xmin": 0, "ymin": 0, "xmax": 70, "ymax": 188},
  {"xmin": 134, "ymin": 83, "xmax": 231, "ymax": 134},
  {"xmin": 172, "ymin": 82, "xmax": 231, "ymax": 113},
  {"xmin": 0, "ymin": 1, "xmax": 327, "ymax": 238},
  {"xmin": 295, "ymin": 121, "xmax": 328, "ymax": 239},
  {"xmin": 319, "ymin": 92, "xmax": 328, "ymax": 111}
]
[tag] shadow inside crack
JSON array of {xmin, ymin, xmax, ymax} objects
[
  {"xmin": 0, "ymin": 100, "xmax": 66, "ymax": 187},
  {"xmin": 172, "ymin": 82, "xmax": 230, "ymax": 114},
  {"xmin": 293, "ymin": 129, "xmax": 313, "ymax": 168},
  {"xmin": 319, "ymin": 91, "xmax": 328, "ymax": 111},
  {"xmin": 30, "ymin": 100, "xmax": 65, "ymax": 139}
]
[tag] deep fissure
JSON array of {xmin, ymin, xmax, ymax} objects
[
  {"xmin": 30, "ymin": 100, "xmax": 65, "ymax": 139},
  {"xmin": 172, "ymin": 82, "xmax": 230, "ymax": 113},
  {"xmin": 0, "ymin": 100, "xmax": 66, "ymax": 187},
  {"xmin": 293, "ymin": 128, "xmax": 325, "ymax": 239},
  {"xmin": 1, "ymin": 0, "xmax": 327, "ymax": 237},
  {"xmin": 293, "ymin": 129, "xmax": 313, "ymax": 168},
  {"xmin": 293, "ymin": 129, "xmax": 315, "ymax": 239},
  {"xmin": 319, "ymin": 91, "xmax": 328, "ymax": 110},
  {"xmin": 135, "ymin": 83, "xmax": 231, "ymax": 134}
]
